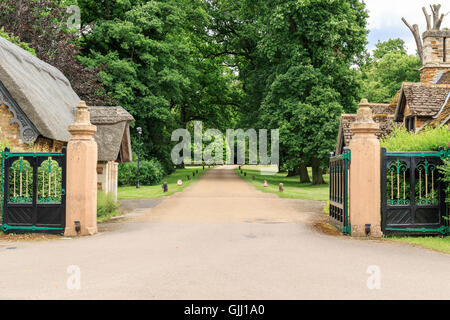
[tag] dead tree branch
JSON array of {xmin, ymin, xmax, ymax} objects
[
  {"xmin": 401, "ymin": 17, "xmax": 423, "ymax": 64},
  {"xmin": 430, "ymin": 4, "xmax": 444, "ymax": 30},
  {"xmin": 422, "ymin": 7, "xmax": 431, "ymax": 30}
]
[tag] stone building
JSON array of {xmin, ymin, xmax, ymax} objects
[
  {"xmin": 336, "ymin": 24, "xmax": 449, "ymax": 154},
  {"xmin": 420, "ymin": 30, "xmax": 450, "ymax": 84},
  {"xmin": 0, "ymin": 35, "xmax": 133, "ymax": 200},
  {"xmin": 335, "ymin": 103, "xmax": 398, "ymax": 155},
  {"xmin": 394, "ymin": 82, "xmax": 450, "ymax": 132},
  {"xmin": 393, "ymin": 29, "xmax": 450, "ymax": 132}
]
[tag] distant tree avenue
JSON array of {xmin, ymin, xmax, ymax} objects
[{"xmin": 0, "ymin": 0, "xmax": 425, "ymax": 186}]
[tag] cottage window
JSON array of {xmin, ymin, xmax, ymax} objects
[{"xmin": 405, "ymin": 116, "xmax": 415, "ymax": 132}]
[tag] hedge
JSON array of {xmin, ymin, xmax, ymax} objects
[
  {"xmin": 381, "ymin": 126, "xmax": 450, "ymax": 205},
  {"xmin": 118, "ymin": 159, "xmax": 166, "ymax": 186}
]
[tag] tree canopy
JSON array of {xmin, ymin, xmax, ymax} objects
[
  {"xmin": 360, "ymin": 39, "xmax": 421, "ymax": 103},
  {"xmin": 0, "ymin": 0, "xmax": 424, "ymax": 184}
]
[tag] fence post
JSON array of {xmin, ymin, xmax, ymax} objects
[
  {"xmin": 65, "ymin": 101, "xmax": 98, "ymax": 236},
  {"xmin": 348, "ymin": 99, "xmax": 382, "ymax": 237}
]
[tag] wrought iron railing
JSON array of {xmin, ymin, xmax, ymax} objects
[
  {"xmin": 381, "ymin": 147, "xmax": 449, "ymax": 236},
  {"xmin": 329, "ymin": 148, "xmax": 351, "ymax": 235},
  {"xmin": 1, "ymin": 148, "xmax": 66, "ymax": 233}
]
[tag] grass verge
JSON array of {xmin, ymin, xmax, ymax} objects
[
  {"xmin": 386, "ymin": 236, "xmax": 450, "ymax": 255},
  {"xmin": 97, "ymin": 191, "xmax": 121, "ymax": 222},
  {"xmin": 118, "ymin": 166, "xmax": 212, "ymax": 200},
  {"xmin": 236, "ymin": 165, "xmax": 329, "ymax": 201}
]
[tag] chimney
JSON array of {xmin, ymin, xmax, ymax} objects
[{"xmin": 420, "ymin": 30, "xmax": 450, "ymax": 84}]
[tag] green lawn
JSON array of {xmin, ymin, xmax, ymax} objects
[
  {"xmin": 118, "ymin": 166, "xmax": 212, "ymax": 200},
  {"xmin": 386, "ymin": 236, "xmax": 450, "ymax": 255},
  {"xmin": 236, "ymin": 165, "xmax": 329, "ymax": 201}
]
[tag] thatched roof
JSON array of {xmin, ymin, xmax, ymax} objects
[
  {"xmin": 0, "ymin": 36, "xmax": 134, "ymax": 162},
  {"xmin": 0, "ymin": 35, "xmax": 79, "ymax": 143},
  {"xmin": 89, "ymin": 107, "xmax": 134, "ymax": 162},
  {"xmin": 394, "ymin": 82, "xmax": 450, "ymax": 121}
]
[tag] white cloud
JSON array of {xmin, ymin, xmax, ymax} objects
[{"xmin": 363, "ymin": 0, "xmax": 450, "ymax": 54}]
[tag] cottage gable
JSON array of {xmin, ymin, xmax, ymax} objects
[
  {"xmin": 89, "ymin": 106, "xmax": 134, "ymax": 162},
  {"xmin": 394, "ymin": 82, "xmax": 450, "ymax": 120}
]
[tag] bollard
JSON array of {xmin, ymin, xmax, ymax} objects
[
  {"xmin": 187, "ymin": 175, "xmax": 191, "ymax": 180},
  {"xmin": 244, "ymin": 172, "xmax": 247, "ymax": 177},
  {"xmin": 252, "ymin": 176, "xmax": 255, "ymax": 181},
  {"xmin": 193, "ymin": 172, "xmax": 195, "ymax": 177},
  {"xmin": 279, "ymin": 183, "xmax": 284, "ymax": 192}
]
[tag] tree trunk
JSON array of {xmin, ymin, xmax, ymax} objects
[
  {"xmin": 311, "ymin": 157, "xmax": 325, "ymax": 185},
  {"xmin": 287, "ymin": 165, "xmax": 299, "ymax": 177},
  {"xmin": 299, "ymin": 160, "xmax": 311, "ymax": 183}
]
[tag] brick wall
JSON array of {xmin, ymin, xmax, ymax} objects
[
  {"xmin": 421, "ymin": 30, "xmax": 450, "ymax": 84},
  {"xmin": 420, "ymin": 67, "xmax": 449, "ymax": 84},
  {"xmin": 0, "ymin": 103, "xmax": 25, "ymax": 149},
  {"xmin": 0, "ymin": 103, "xmax": 65, "ymax": 152}
]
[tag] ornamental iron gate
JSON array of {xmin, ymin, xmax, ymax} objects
[
  {"xmin": 1, "ymin": 148, "xmax": 66, "ymax": 234},
  {"xmin": 381, "ymin": 148, "xmax": 449, "ymax": 236},
  {"xmin": 329, "ymin": 148, "xmax": 351, "ymax": 235}
]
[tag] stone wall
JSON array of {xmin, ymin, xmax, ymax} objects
[
  {"xmin": 0, "ymin": 104, "xmax": 24, "ymax": 148},
  {"xmin": 421, "ymin": 30, "xmax": 450, "ymax": 84},
  {"xmin": 1, "ymin": 103, "xmax": 66, "ymax": 152},
  {"xmin": 420, "ymin": 67, "xmax": 450, "ymax": 84},
  {"xmin": 97, "ymin": 160, "xmax": 119, "ymax": 200}
]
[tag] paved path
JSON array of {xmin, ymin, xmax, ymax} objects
[{"xmin": 0, "ymin": 166, "xmax": 449, "ymax": 299}]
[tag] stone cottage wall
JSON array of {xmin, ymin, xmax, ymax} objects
[
  {"xmin": 1, "ymin": 104, "xmax": 65, "ymax": 152},
  {"xmin": 0, "ymin": 104, "xmax": 24, "ymax": 148}
]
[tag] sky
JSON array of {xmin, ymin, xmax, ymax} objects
[{"xmin": 364, "ymin": 0, "xmax": 450, "ymax": 54}]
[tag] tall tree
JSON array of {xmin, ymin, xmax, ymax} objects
[
  {"xmin": 78, "ymin": 0, "xmax": 240, "ymax": 171},
  {"xmin": 0, "ymin": 0, "xmax": 113, "ymax": 105},
  {"xmin": 207, "ymin": 0, "xmax": 368, "ymax": 184},
  {"xmin": 360, "ymin": 39, "xmax": 420, "ymax": 103}
]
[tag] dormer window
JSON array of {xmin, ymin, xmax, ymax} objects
[{"xmin": 405, "ymin": 116, "xmax": 415, "ymax": 132}]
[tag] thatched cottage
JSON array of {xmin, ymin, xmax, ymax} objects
[{"xmin": 0, "ymin": 35, "xmax": 133, "ymax": 200}]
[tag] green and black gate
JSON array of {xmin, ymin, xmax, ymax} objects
[
  {"xmin": 381, "ymin": 148, "xmax": 449, "ymax": 236},
  {"xmin": 0, "ymin": 148, "xmax": 66, "ymax": 234},
  {"xmin": 329, "ymin": 149, "xmax": 351, "ymax": 235}
]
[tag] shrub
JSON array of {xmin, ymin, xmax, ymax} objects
[
  {"xmin": 0, "ymin": 27, "xmax": 36, "ymax": 56},
  {"xmin": 381, "ymin": 126, "xmax": 450, "ymax": 152},
  {"xmin": 97, "ymin": 191, "xmax": 120, "ymax": 219},
  {"xmin": 118, "ymin": 159, "xmax": 166, "ymax": 186},
  {"xmin": 382, "ymin": 126, "xmax": 450, "ymax": 206}
]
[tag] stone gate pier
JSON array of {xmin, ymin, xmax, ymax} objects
[
  {"xmin": 65, "ymin": 101, "xmax": 98, "ymax": 236},
  {"xmin": 348, "ymin": 99, "xmax": 382, "ymax": 237}
]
